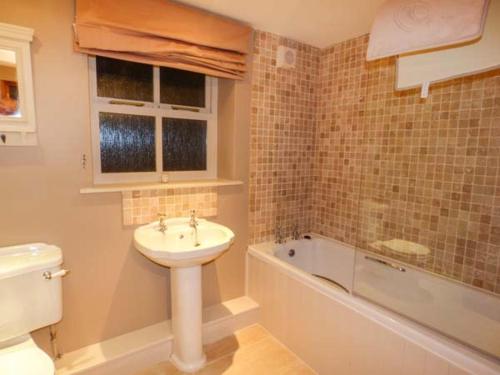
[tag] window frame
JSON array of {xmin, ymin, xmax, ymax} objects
[{"xmin": 88, "ymin": 56, "xmax": 218, "ymax": 184}]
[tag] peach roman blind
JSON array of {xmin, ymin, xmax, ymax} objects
[{"xmin": 74, "ymin": 0, "xmax": 252, "ymax": 79}]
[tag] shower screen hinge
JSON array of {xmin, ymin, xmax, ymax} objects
[
  {"xmin": 81, "ymin": 153, "xmax": 87, "ymax": 170},
  {"xmin": 420, "ymin": 82, "xmax": 430, "ymax": 99}
]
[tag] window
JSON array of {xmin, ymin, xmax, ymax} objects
[{"xmin": 89, "ymin": 56, "xmax": 218, "ymax": 184}]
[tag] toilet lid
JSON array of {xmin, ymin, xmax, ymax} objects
[{"xmin": 0, "ymin": 336, "xmax": 54, "ymax": 375}]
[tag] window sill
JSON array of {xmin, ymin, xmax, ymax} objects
[{"xmin": 79, "ymin": 178, "xmax": 243, "ymax": 194}]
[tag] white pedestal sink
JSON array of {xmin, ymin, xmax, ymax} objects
[{"xmin": 133, "ymin": 217, "xmax": 235, "ymax": 372}]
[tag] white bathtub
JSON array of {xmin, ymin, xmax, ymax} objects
[{"xmin": 248, "ymin": 234, "xmax": 500, "ymax": 375}]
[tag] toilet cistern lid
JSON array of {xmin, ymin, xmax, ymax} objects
[{"xmin": 0, "ymin": 243, "xmax": 62, "ymax": 280}]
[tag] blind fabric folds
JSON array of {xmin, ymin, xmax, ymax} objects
[{"xmin": 74, "ymin": 0, "xmax": 252, "ymax": 79}]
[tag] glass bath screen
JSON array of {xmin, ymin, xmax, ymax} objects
[{"xmin": 351, "ymin": 48, "xmax": 500, "ymax": 359}]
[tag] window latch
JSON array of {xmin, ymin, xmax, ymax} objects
[
  {"xmin": 109, "ymin": 100, "xmax": 145, "ymax": 107},
  {"xmin": 171, "ymin": 105, "xmax": 201, "ymax": 113}
]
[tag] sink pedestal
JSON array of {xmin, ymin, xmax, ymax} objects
[{"xmin": 170, "ymin": 265, "xmax": 206, "ymax": 372}]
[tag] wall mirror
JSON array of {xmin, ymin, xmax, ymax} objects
[{"xmin": 0, "ymin": 22, "xmax": 36, "ymax": 146}]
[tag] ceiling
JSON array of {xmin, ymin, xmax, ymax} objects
[{"xmin": 178, "ymin": 0, "xmax": 385, "ymax": 48}]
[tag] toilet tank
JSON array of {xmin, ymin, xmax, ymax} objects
[{"xmin": 0, "ymin": 243, "xmax": 63, "ymax": 343}]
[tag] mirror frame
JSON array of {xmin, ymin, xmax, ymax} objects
[{"xmin": 0, "ymin": 22, "xmax": 36, "ymax": 146}]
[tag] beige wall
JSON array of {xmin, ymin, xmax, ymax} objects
[{"xmin": 0, "ymin": 0, "xmax": 250, "ymax": 354}]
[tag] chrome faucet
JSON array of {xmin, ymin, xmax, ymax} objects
[
  {"xmin": 292, "ymin": 224, "xmax": 300, "ymax": 240},
  {"xmin": 158, "ymin": 213, "xmax": 167, "ymax": 233},
  {"xmin": 275, "ymin": 224, "xmax": 285, "ymax": 244},
  {"xmin": 189, "ymin": 210, "xmax": 200, "ymax": 247}
]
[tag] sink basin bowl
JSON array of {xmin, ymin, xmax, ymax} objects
[{"xmin": 134, "ymin": 218, "xmax": 235, "ymax": 268}]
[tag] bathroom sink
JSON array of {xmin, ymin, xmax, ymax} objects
[
  {"xmin": 134, "ymin": 217, "xmax": 235, "ymax": 268},
  {"xmin": 134, "ymin": 215, "xmax": 235, "ymax": 372}
]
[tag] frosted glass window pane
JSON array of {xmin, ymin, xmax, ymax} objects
[
  {"xmin": 162, "ymin": 118, "xmax": 207, "ymax": 171},
  {"xmin": 99, "ymin": 112, "xmax": 156, "ymax": 173},
  {"xmin": 160, "ymin": 67, "xmax": 205, "ymax": 107},
  {"xmin": 96, "ymin": 57, "xmax": 153, "ymax": 102}
]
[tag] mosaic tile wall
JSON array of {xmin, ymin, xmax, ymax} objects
[
  {"xmin": 122, "ymin": 187, "xmax": 217, "ymax": 225},
  {"xmin": 249, "ymin": 31, "xmax": 320, "ymax": 243},
  {"xmin": 313, "ymin": 35, "xmax": 500, "ymax": 294},
  {"xmin": 312, "ymin": 36, "xmax": 367, "ymax": 246},
  {"xmin": 250, "ymin": 30, "xmax": 500, "ymax": 294}
]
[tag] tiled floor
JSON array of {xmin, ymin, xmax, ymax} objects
[{"xmin": 136, "ymin": 325, "xmax": 316, "ymax": 375}]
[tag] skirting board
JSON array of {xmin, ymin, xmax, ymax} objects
[{"xmin": 55, "ymin": 296, "xmax": 259, "ymax": 375}]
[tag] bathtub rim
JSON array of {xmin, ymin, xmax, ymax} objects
[{"xmin": 247, "ymin": 234, "xmax": 500, "ymax": 375}]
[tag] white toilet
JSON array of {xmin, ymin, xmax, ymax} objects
[{"xmin": 0, "ymin": 243, "xmax": 65, "ymax": 375}]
